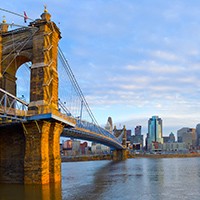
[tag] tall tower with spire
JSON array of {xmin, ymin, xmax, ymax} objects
[{"xmin": 105, "ymin": 116, "xmax": 113, "ymax": 132}]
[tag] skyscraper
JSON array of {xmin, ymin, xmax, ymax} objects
[
  {"xmin": 177, "ymin": 127, "xmax": 196, "ymax": 149},
  {"xmin": 169, "ymin": 132, "xmax": 175, "ymax": 143},
  {"xmin": 147, "ymin": 116, "xmax": 163, "ymax": 148},
  {"xmin": 135, "ymin": 125, "xmax": 142, "ymax": 136},
  {"xmin": 196, "ymin": 124, "xmax": 200, "ymax": 147},
  {"xmin": 105, "ymin": 116, "xmax": 113, "ymax": 133}
]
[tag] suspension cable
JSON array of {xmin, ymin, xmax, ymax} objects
[
  {"xmin": 0, "ymin": 7, "xmax": 34, "ymax": 21},
  {"xmin": 58, "ymin": 46, "xmax": 100, "ymax": 126},
  {"xmin": 0, "ymin": 27, "xmax": 38, "ymax": 66},
  {"xmin": 0, "ymin": 7, "xmax": 109, "ymax": 136},
  {"xmin": 1, "ymin": 22, "xmax": 30, "ymax": 28},
  {"xmin": 2, "ymin": 27, "xmax": 38, "ymax": 75}
]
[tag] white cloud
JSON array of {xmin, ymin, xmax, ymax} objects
[
  {"xmin": 125, "ymin": 62, "xmax": 186, "ymax": 74},
  {"xmin": 4, "ymin": 0, "xmax": 200, "ymax": 134},
  {"xmin": 150, "ymin": 50, "xmax": 181, "ymax": 62}
]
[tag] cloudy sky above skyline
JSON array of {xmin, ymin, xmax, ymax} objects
[{"xmin": 1, "ymin": 0, "xmax": 200, "ymax": 136}]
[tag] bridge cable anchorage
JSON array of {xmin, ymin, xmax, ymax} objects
[{"xmin": 1, "ymin": 27, "xmax": 39, "ymax": 75}]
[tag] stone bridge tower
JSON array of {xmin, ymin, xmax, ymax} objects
[
  {"xmin": 0, "ymin": 9, "xmax": 72, "ymax": 184},
  {"xmin": 0, "ymin": 8, "xmax": 61, "ymax": 113}
]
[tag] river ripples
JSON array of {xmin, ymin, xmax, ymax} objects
[{"xmin": 1, "ymin": 157, "xmax": 200, "ymax": 200}]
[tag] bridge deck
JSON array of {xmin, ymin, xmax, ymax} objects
[
  {"xmin": 0, "ymin": 105, "xmax": 76, "ymax": 127},
  {"xmin": 62, "ymin": 127, "xmax": 124, "ymax": 150},
  {"xmin": 27, "ymin": 112, "xmax": 76, "ymax": 127}
]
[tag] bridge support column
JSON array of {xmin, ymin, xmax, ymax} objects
[
  {"xmin": 112, "ymin": 149, "xmax": 128, "ymax": 161},
  {"xmin": 49, "ymin": 122, "xmax": 64, "ymax": 183},
  {"xmin": 23, "ymin": 121, "xmax": 63, "ymax": 184},
  {"xmin": 0, "ymin": 124, "xmax": 25, "ymax": 183}
]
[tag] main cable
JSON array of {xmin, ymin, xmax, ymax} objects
[
  {"xmin": 58, "ymin": 46, "xmax": 100, "ymax": 126},
  {"xmin": 0, "ymin": 7, "xmax": 34, "ymax": 21}
]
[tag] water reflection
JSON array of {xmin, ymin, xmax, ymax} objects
[
  {"xmin": 0, "ymin": 182, "xmax": 62, "ymax": 200},
  {"xmin": 141, "ymin": 159, "xmax": 165, "ymax": 199},
  {"xmin": 61, "ymin": 160, "xmax": 128, "ymax": 200},
  {"xmin": 91, "ymin": 161, "xmax": 128, "ymax": 198},
  {"xmin": 1, "ymin": 158, "xmax": 200, "ymax": 200}
]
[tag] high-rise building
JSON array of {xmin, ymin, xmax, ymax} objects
[
  {"xmin": 147, "ymin": 116, "xmax": 163, "ymax": 150},
  {"xmin": 169, "ymin": 132, "xmax": 175, "ymax": 143},
  {"xmin": 196, "ymin": 124, "xmax": 200, "ymax": 147},
  {"xmin": 126, "ymin": 130, "xmax": 132, "ymax": 141},
  {"xmin": 163, "ymin": 132, "xmax": 176, "ymax": 143},
  {"xmin": 130, "ymin": 134, "xmax": 144, "ymax": 149},
  {"xmin": 91, "ymin": 143, "xmax": 110, "ymax": 154},
  {"xmin": 105, "ymin": 116, "xmax": 113, "ymax": 133},
  {"xmin": 135, "ymin": 125, "xmax": 142, "ymax": 136},
  {"xmin": 177, "ymin": 127, "xmax": 196, "ymax": 149},
  {"xmin": 130, "ymin": 125, "xmax": 143, "ymax": 149}
]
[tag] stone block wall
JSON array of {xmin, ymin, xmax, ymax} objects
[{"xmin": 0, "ymin": 123, "xmax": 25, "ymax": 183}]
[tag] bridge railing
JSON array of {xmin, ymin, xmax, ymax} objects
[
  {"xmin": 64, "ymin": 121, "xmax": 125, "ymax": 149},
  {"xmin": 0, "ymin": 88, "xmax": 28, "ymax": 120},
  {"xmin": 76, "ymin": 119, "xmax": 122, "ymax": 142},
  {"xmin": 0, "ymin": 88, "xmax": 76, "ymax": 125}
]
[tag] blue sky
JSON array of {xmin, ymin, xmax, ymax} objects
[{"xmin": 1, "ymin": 0, "xmax": 200, "ymax": 137}]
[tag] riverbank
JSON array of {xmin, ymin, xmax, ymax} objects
[
  {"xmin": 61, "ymin": 154, "xmax": 111, "ymax": 162},
  {"xmin": 61, "ymin": 153, "xmax": 200, "ymax": 162},
  {"xmin": 132, "ymin": 153, "xmax": 200, "ymax": 159}
]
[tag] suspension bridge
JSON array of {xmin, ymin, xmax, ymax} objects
[{"xmin": 0, "ymin": 8, "xmax": 127, "ymax": 184}]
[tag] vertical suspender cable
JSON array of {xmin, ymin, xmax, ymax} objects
[{"xmin": 58, "ymin": 46, "xmax": 99, "ymax": 126}]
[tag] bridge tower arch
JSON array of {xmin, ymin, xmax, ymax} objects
[{"xmin": 0, "ymin": 9, "xmax": 61, "ymax": 113}]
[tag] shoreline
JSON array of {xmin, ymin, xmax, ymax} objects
[
  {"xmin": 61, "ymin": 154, "xmax": 111, "ymax": 162},
  {"xmin": 132, "ymin": 153, "xmax": 200, "ymax": 159},
  {"xmin": 61, "ymin": 153, "xmax": 200, "ymax": 162}
]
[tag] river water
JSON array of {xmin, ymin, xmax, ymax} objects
[{"xmin": 1, "ymin": 157, "xmax": 200, "ymax": 200}]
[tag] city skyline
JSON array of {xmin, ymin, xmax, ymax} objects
[{"xmin": 1, "ymin": 1, "xmax": 200, "ymax": 135}]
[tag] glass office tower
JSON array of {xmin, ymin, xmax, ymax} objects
[{"xmin": 148, "ymin": 116, "xmax": 163, "ymax": 145}]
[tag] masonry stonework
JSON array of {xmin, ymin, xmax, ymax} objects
[
  {"xmin": 0, "ymin": 10, "xmax": 64, "ymax": 184},
  {"xmin": 24, "ymin": 121, "xmax": 63, "ymax": 184},
  {"xmin": 0, "ymin": 124, "xmax": 25, "ymax": 183}
]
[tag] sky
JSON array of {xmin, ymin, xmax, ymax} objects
[{"xmin": 1, "ymin": 0, "xmax": 200, "ymax": 137}]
